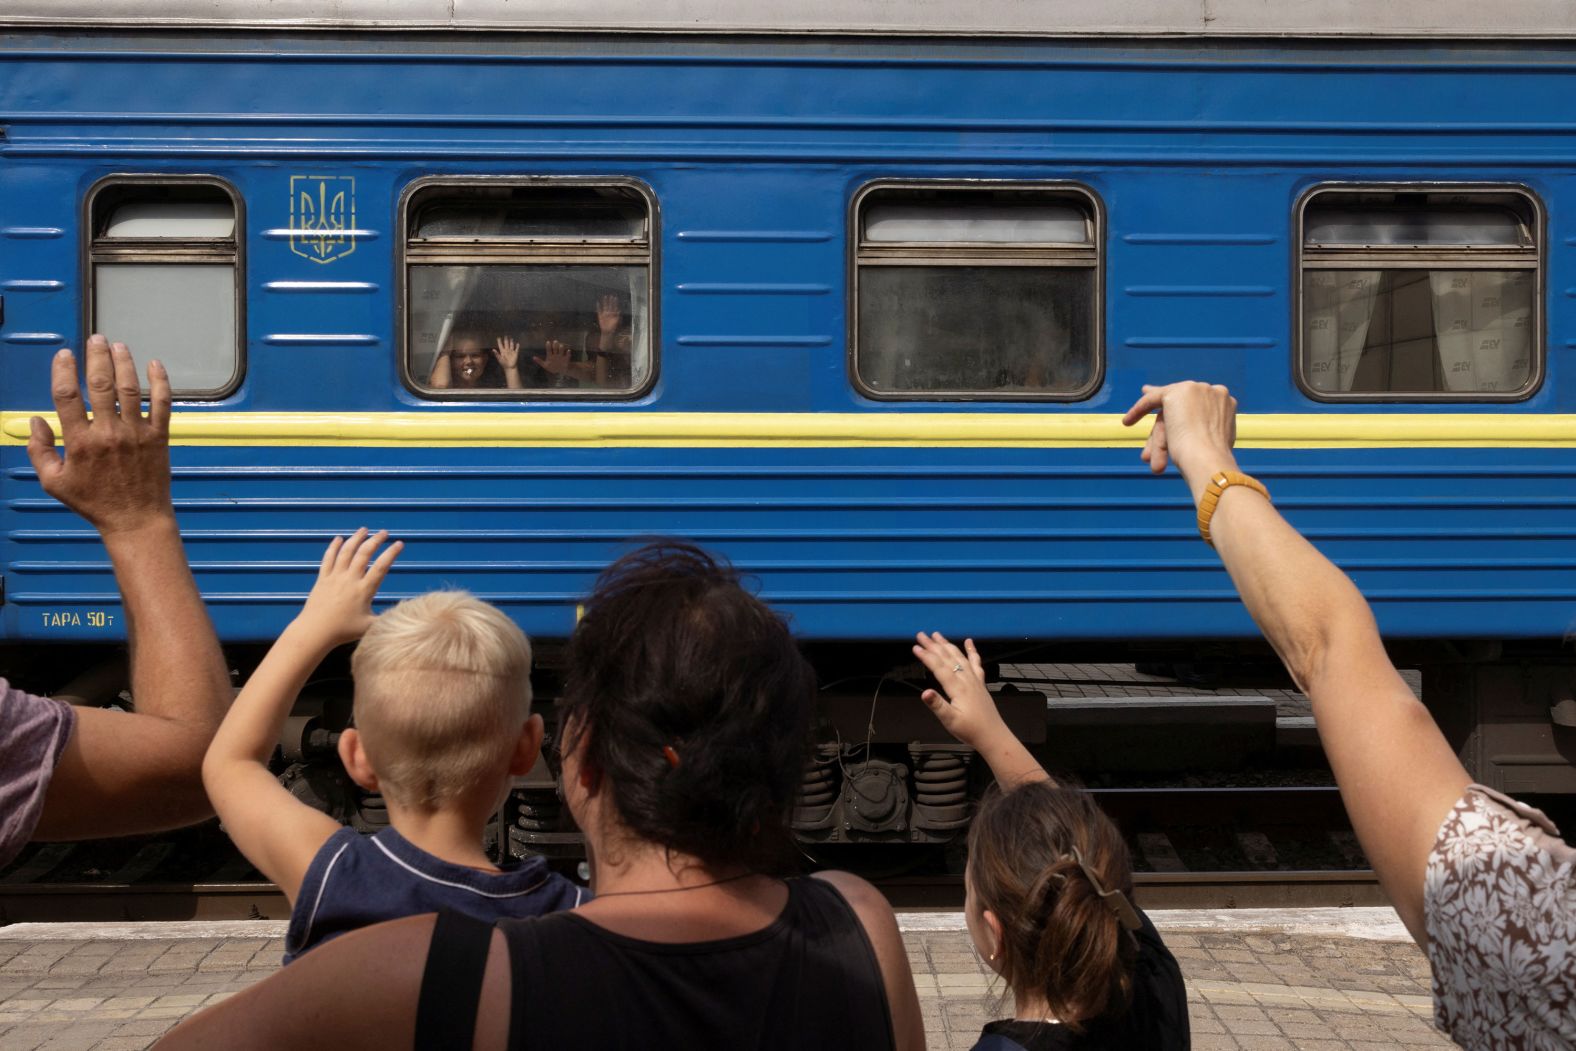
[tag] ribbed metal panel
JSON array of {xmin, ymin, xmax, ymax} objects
[{"xmin": 0, "ymin": 37, "xmax": 1573, "ymax": 646}]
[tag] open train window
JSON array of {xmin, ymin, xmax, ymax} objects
[
  {"xmin": 401, "ymin": 179, "xmax": 655, "ymax": 399},
  {"xmin": 86, "ymin": 178, "xmax": 243, "ymax": 398},
  {"xmin": 1297, "ymin": 187, "xmax": 1542, "ymax": 400},
  {"xmin": 852, "ymin": 183, "xmax": 1101, "ymax": 400}
]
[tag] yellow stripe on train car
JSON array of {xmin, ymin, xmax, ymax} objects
[{"xmin": 4, "ymin": 411, "xmax": 1576, "ymax": 448}]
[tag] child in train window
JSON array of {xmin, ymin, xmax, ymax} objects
[
  {"xmin": 521, "ymin": 307, "xmax": 590, "ymax": 388},
  {"xmin": 411, "ymin": 267, "xmax": 643, "ymax": 393},
  {"xmin": 426, "ymin": 328, "xmax": 524, "ymax": 390},
  {"xmin": 524, "ymin": 294, "xmax": 635, "ymax": 389}
]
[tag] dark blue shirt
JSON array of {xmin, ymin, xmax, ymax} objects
[
  {"xmin": 969, "ymin": 911, "xmax": 1189, "ymax": 1051},
  {"xmin": 284, "ymin": 826, "xmax": 587, "ymax": 964}
]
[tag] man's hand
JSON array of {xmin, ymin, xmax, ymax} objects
[
  {"xmin": 26, "ymin": 336, "xmax": 173, "ymax": 536},
  {"xmin": 31, "ymin": 335, "xmax": 233, "ymax": 842},
  {"xmin": 1121, "ymin": 381, "xmax": 1241, "ymax": 505},
  {"xmin": 293, "ymin": 529, "xmax": 403, "ymax": 650}
]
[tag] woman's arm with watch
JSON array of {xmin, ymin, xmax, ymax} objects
[{"xmin": 1122, "ymin": 382, "xmax": 1470, "ymax": 948}]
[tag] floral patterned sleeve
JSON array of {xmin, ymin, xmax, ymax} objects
[{"xmin": 1424, "ymin": 784, "xmax": 1576, "ymax": 1049}]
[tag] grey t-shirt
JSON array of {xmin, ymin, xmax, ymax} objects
[{"xmin": 0, "ymin": 680, "xmax": 76, "ymax": 867}]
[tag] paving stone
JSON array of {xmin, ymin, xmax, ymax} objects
[
  {"xmin": 0, "ymin": 918, "xmax": 1467, "ymax": 1050},
  {"xmin": 0, "ymin": 1025, "xmax": 57, "ymax": 1051},
  {"xmin": 104, "ymin": 1019, "xmax": 175, "ymax": 1038}
]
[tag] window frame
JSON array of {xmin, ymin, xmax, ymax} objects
[
  {"xmin": 1293, "ymin": 182, "xmax": 1545, "ymax": 404},
  {"xmin": 397, "ymin": 175, "xmax": 660, "ymax": 402},
  {"xmin": 82, "ymin": 174, "xmax": 246, "ymax": 401},
  {"xmin": 848, "ymin": 179, "xmax": 1105, "ymax": 403}
]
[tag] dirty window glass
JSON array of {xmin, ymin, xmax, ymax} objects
[
  {"xmin": 855, "ymin": 187, "xmax": 1099, "ymax": 399},
  {"xmin": 405, "ymin": 184, "xmax": 652, "ymax": 397},
  {"xmin": 89, "ymin": 186, "xmax": 241, "ymax": 398},
  {"xmin": 1300, "ymin": 191, "xmax": 1538, "ymax": 397}
]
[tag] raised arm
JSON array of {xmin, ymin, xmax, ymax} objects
[
  {"xmin": 26, "ymin": 336, "xmax": 232, "ymax": 839},
  {"xmin": 426, "ymin": 348, "xmax": 453, "ymax": 389},
  {"xmin": 494, "ymin": 336, "xmax": 524, "ymax": 390},
  {"xmin": 1121, "ymin": 382, "xmax": 1470, "ymax": 945},
  {"xmin": 203, "ymin": 528, "xmax": 401, "ymax": 902},
  {"xmin": 912, "ymin": 632, "xmax": 1049, "ymax": 788}
]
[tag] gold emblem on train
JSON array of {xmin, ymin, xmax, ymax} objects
[{"xmin": 289, "ymin": 175, "xmax": 357, "ymax": 264}]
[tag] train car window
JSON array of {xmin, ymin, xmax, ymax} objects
[
  {"xmin": 87, "ymin": 181, "xmax": 243, "ymax": 398},
  {"xmin": 403, "ymin": 182, "xmax": 653, "ymax": 398},
  {"xmin": 1298, "ymin": 189, "xmax": 1541, "ymax": 399},
  {"xmin": 853, "ymin": 185, "xmax": 1101, "ymax": 401}
]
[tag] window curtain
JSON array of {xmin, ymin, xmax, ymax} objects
[
  {"xmin": 1304, "ymin": 270, "xmax": 1380, "ymax": 392},
  {"xmin": 627, "ymin": 268, "xmax": 651, "ymax": 388},
  {"xmin": 1427, "ymin": 271, "xmax": 1532, "ymax": 393}
]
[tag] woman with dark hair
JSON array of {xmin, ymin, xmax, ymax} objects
[
  {"xmin": 157, "ymin": 541, "xmax": 924, "ymax": 1051},
  {"xmin": 912, "ymin": 632, "xmax": 1189, "ymax": 1050}
]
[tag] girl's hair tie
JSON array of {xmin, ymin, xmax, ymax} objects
[
  {"xmin": 662, "ymin": 744, "xmax": 682, "ymax": 770},
  {"xmin": 1068, "ymin": 846, "xmax": 1142, "ymax": 932}
]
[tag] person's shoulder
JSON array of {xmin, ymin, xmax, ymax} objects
[
  {"xmin": 810, "ymin": 869, "xmax": 887, "ymax": 912},
  {"xmin": 805, "ymin": 871, "xmax": 903, "ymax": 952},
  {"xmin": 0, "ymin": 679, "xmax": 71, "ymax": 720},
  {"xmin": 319, "ymin": 825, "xmax": 364, "ymax": 852},
  {"xmin": 972, "ymin": 1019, "xmax": 1064, "ymax": 1051},
  {"xmin": 531, "ymin": 865, "xmax": 592, "ymax": 909},
  {"xmin": 1131, "ymin": 910, "xmax": 1188, "ymax": 990}
]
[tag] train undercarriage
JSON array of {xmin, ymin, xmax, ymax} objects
[{"xmin": 10, "ymin": 638, "xmax": 1573, "ymax": 868}]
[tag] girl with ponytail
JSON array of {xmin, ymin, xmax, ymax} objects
[{"xmin": 913, "ymin": 632, "xmax": 1191, "ymax": 1050}]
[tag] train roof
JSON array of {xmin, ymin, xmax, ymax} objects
[{"xmin": 2, "ymin": 0, "xmax": 1575, "ymax": 40}]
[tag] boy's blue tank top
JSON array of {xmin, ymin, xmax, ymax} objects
[{"xmin": 284, "ymin": 826, "xmax": 588, "ymax": 963}]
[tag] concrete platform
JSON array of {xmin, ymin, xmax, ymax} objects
[{"xmin": 0, "ymin": 909, "xmax": 1450, "ymax": 1050}]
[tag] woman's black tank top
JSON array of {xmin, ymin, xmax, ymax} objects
[{"xmin": 415, "ymin": 875, "xmax": 896, "ymax": 1051}]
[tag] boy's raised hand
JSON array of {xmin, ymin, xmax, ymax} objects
[
  {"xmin": 912, "ymin": 631, "xmax": 1049, "ymax": 788},
  {"xmin": 203, "ymin": 528, "xmax": 400, "ymax": 906},
  {"xmin": 295, "ymin": 529, "xmax": 403, "ymax": 648}
]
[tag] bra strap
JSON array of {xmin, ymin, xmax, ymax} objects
[{"xmin": 415, "ymin": 909, "xmax": 496, "ymax": 1051}]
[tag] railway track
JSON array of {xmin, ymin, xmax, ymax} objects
[{"xmin": 0, "ymin": 785, "xmax": 1384, "ymax": 921}]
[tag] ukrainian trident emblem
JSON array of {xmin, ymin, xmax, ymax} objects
[{"xmin": 289, "ymin": 175, "xmax": 356, "ymax": 264}]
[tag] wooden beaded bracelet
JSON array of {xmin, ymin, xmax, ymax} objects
[{"xmin": 1198, "ymin": 470, "xmax": 1270, "ymax": 547}]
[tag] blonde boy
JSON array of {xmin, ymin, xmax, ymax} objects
[{"xmin": 203, "ymin": 529, "xmax": 585, "ymax": 963}]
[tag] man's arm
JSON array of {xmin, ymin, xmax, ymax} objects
[
  {"xmin": 203, "ymin": 529, "xmax": 400, "ymax": 902},
  {"xmin": 25, "ymin": 337, "xmax": 233, "ymax": 839},
  {"xmin": 1122, "ymin": 382, "xmax": 1471, "ymax": 945}
]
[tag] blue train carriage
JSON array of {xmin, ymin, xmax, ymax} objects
[{"xmin": 0, "ymin": 0, "xmax": 1572, "ymax": 855}]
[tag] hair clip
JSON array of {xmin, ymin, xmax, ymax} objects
[
  {"xmin": 1069, "ymin": 846, "xmax": 1142, "ymax": 932},
  {"xmin": 662, "ymin": 744, "xmax": 682, "ymax": 770}
]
